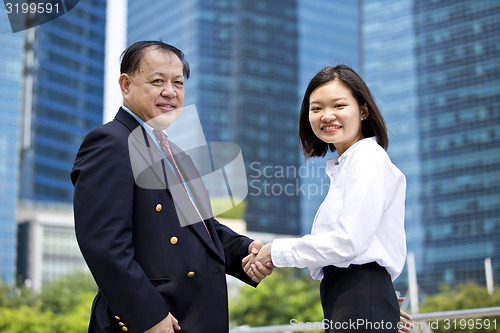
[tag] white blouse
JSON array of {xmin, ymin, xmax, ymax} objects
[{"xmin": 271, "ymin": 137, "xmax": 407, "ymax": 281}]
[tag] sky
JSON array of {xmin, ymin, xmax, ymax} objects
[{"xmin": 103, "ymin": 0, "xmax": 127, "ymax": 123}]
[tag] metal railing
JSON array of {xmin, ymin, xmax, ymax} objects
[{"xmin": 229, "ymin": 306, "xmax": 500, "ymax": 333}]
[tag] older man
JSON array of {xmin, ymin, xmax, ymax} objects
[{"xmin": 71, "ymin": 41, "xmax": 272, "ymax": 333}]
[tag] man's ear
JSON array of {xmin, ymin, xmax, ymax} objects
[{"xmin": 118, "ymin": 73, "xmax": 132, "ymax": 96}]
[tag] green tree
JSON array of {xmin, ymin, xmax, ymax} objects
[
  {"xmin": 51, "ymin": 291, "xmax": 96, "ymax": 333},
  {"xmin": 0, "ymin": 272, "xmax": 97, "ymax": 333},
  {"xmin": 0, "ymin": 279, "xmax": 39, "ymax": 308},
  {"xmin": 419, "ymin": 283, "xmax": 500, "ymax": 333},
  {"xmin": 40, "ymin": 271, "xmax": 96, "ymax": 314},
  {"xmin": 39, "ymin": 272, "xmax": 97, "ymax": 333},
  {"xmin": 229, "ymin": 268, "xmax": 323, "ymax": 329},
  {"xmin": 0, "ymin": 305, "xmax": 54, "ymax": 333}
]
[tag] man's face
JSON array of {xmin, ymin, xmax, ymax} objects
[{"xmin": 120, "ymin": 47, "xmax": 185, "ymax": 129}]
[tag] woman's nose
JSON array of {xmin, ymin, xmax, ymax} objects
[{"xmin": 321, "ymin": 109, "xmax": 336, "ymax": 121}]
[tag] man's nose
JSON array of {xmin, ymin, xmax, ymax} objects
[{"xmin": 161, "ymin": 83, "xmax": 176, "ymax": 98}]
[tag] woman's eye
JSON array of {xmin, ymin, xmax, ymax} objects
[{"xmin": 335, "ymin": 104, "xmax": 346, "ymax": 108}]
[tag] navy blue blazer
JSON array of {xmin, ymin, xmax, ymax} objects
[{"xmin": 71, "ymin": 108, "xmax": 256, "ymax": 333}]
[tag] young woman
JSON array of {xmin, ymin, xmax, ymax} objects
[{"xmin": 243, "ymin": 65, "xmax": 407, "ymax": 332}]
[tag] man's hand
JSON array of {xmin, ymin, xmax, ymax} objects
[
  {"xmin": 243, "ymin": 242, "xmax": 275, "ymax": 283},
  {"xmin": 143, "ymin": 313, "xmax": 181, "ymax": 333},
  {"xmin": 243, "ymin": 240, "xmax": 274, "ymax": 283}
]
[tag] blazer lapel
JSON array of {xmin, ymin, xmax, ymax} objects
[
  {"xmin": 128, "ymin": 124, "xmax": 172, "ymax": 192},
  {"xmin": 116, "ymin": 108, "xmax": 170, "ymax": 192},
  {"xmin": 169, "ymin": 144, "xmax": 224, "ymax": 262}
]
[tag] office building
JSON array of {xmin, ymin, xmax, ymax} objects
[
  {"xmin": 17, "ymin": 203, "xmax": 88, "ymax": 292},
  {"xmin": 298, "ymin": 0, "xmax": 361, "ymax": 235},
  {"xmin": 11, "ymin": 0, "xmax": 107, "ymax": 288},
  {"xmin": 0, "ymin": 10, "xmax": 23, "ymax": 285},
  {"xmin": 361, "ymin": 0, "xmax": 420, "ymax": 293},
  {"xmin": 361, "ymin": 0, "xmax": 500, "ymax": 294},
  {"xmin": 19, "ymin": 0, "xmax": 107, "ymax": 204},
  {"xmin": 128, "ymin": 0, "xmax": 301, "ymax": 235}
]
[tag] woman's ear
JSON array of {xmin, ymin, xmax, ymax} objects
[{"xmin": 361, "ymin": 103, "xmax": 369, "ymax": 120}]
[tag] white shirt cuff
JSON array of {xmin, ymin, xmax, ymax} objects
[{"xmin": 271, "ymin": 238, "xmax": 299, "ymax": 268}]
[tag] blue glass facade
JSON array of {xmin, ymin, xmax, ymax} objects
[
  {"xmin": 362, "ymin": 0, "xmax": 500, "ymax": 294},
  {"xmin": 0, "ymin": 11, "xmax": 23, "ymax": 284},
  {"xmin": 298, "ymin": 0, "xmax": 361, "ymax": 235},
  {"xmin": 414, "ymin": 0, "xmax": 500, "ymax": 293},
  {"xmin": 128, "ymin": 0, "xmax": 301, "ymax": 235},
  {"xmin": 361, "ymin": 0, "xmax": 421, "ymax": 292},
  {"xmin": 19, "ymin": 0, "xmax": 107, "ymax": 204},
  {"xmin": 231, "ymin": 0, "xmax": 300, "ymax": 234},
  {"xmin": 127, "ymin": 0, "xmax": 199, "ymax": 107}
]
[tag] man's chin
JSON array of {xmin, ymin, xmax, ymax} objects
[{"xmin": 148, "ymin": 111, "xmax": 182, "ymax": 130}]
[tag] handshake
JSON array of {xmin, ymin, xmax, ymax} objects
[{"xmin": 243, "ymin": 241, "xmax": 275, "ymax": 283}]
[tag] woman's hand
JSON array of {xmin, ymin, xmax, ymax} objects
[{"xmin": 397, "ymin": 297, "xmax": 413, "ymax": 333}]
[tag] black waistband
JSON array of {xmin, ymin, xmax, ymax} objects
[{"xmin": 323, "ymin": 262, "xmax": 386, "ymax": 275}]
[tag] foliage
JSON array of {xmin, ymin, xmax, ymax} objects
[
  {"xmin": 212, "ymin": 198, "xmax": 247, "ymax": 219},
  {"xmin": 51, "ymin": 291, "xmax": 96, "ymax": 333},
  {"xmin": 0, "ymin": 272, "xmax": 96, "ymax": 333},
  {"xmin": 0, "ymin": 305, "xmax": 54, "ymax": 333},
  {"xmin": 0, "ymin": 280, "xmax": 39, "ymax": 308},
  {"xmin": 5, "ymin": 270, "xmax": 498, "ymax": 333},
  {"xmin": 40, "ymin": 271, "xmax": 97, "ymax": 314},
  {"xmin": 419, "ymin": 282, "xmax": 500, "ymax": 333},
  {"xmin": 229, "ymin": 267, "xmax": 323, "ymax": 329}
]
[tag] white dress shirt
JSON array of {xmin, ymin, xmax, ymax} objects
[{"xmin": 271, "ymin": 137, "xmax": 407, "ymax": 281}]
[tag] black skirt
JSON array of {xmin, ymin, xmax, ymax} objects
[{"xmin": 320, "ymin": 262, "xmax": 399, "ymax": 332}]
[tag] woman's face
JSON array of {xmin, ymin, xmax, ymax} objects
[{"xmin": 308, "ymin": 80, "xmax": 368, "ymax": 156}]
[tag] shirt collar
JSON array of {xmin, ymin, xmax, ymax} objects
[
  {"xmin": 328, "ymin": 137, "xmax": 378, "ymax": 166},
  {"xmin": 121, "ymin": 105, "xmax": 168, "ymax": 138}
]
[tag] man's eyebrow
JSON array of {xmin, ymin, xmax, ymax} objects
[{"xmin": 150, "ymin": 72, "xmax": 184, "ymax": 78}]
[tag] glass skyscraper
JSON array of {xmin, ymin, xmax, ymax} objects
[
  {"xmin": 361, "ymin": 0, "xmax": 421, "ymax": 293},
  {"xmin": 362, "ymin": 0, "xmax": 500, "ymax": 294},
  {"xmin": 414, "ymin": 0, "xmax": 500, "ymax": 293},
  {"xmin": 0, "ymin": 10, "xmax": 23, "ymax": 285},
  {"xmin": 128, "ymin": 0, "xmax": 301, "ymax": 235},
  {"xmin": 230, "ymin": 0, "xmax": 300, "ymax": 234},
  {"xmin": 298, "ymin": 0, "xmax": 361, "ymax": 235},
  {"xmin": 19, "ymin": 0, "xmax": 107, "ymax": 204}
]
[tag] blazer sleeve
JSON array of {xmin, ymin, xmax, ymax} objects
[
  {"xmin": 71, "ymin": 126, "xmax": 169, "ymax": 332},
  {"xmin": 212, "ymin": 219, "xmax": 258, "ymax": 287}
]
